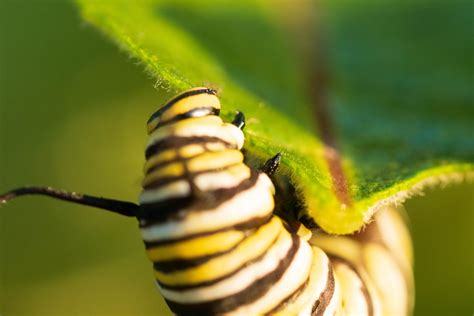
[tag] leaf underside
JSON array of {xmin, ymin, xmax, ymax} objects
[{"xmin": 76, "ymin": 0, "xmax": 473, "ymax": 234}]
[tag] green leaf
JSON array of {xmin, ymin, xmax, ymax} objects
[
  {"xmin": 76, "ymin": 0, "xmax": 473, "ymax": 234},
  {"xmin": 322, "ymin": 0, "xmax": 474, "ymax": 224}
]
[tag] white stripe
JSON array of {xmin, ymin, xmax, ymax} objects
[
  {"xmin": 139, "ymin": 180, "xmax": 190, "ymax": 204},
  {"xmin": 158, "ymin": 228, "xmax": 293, "ymax": 303},
  {"xmin": 146, "ymin": 120, "xmax": 244, "ymax": 151},
  {"xmin": 194, "ymin": 167, "xmax": 250, "ymax": 191},
  {"xmin": 230, "ymin": 238, "xmax": 313, "ymax": 315},
  {"xmin": 140, "ymin": 174, "xmax": 274, "ymax": 242},
  {"xmin": 279, "ymin": 246, "xmax": 330, "ymax": 316}
]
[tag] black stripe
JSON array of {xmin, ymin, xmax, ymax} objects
[
  {"xmin": 142, "ymin": 215, "xmax": 272, "ymax": 246},
  {"xmin": 152, "ymin": 232, "xmax": 251, "ymax": 273},
  {"xmin": 137, "ymin": 170, "xmax": 259, "ymax": 223},
  {"xmin": 265, "ymin": 279, "xmax": 309, "ymax": 315},
  {"xmin": 147, "ymin": 88, "xmax": 217, "ymax": 125},
  {"xmin": 312, "ymin": 261, "xmax": 336, "ymax": 316},
  {"xmin": 142, "ymin": 162, "xmax": 242, "ymax": 190},
  {"xmin": 145, "ymin": 140, "xmax": 229, "ymax": 176},
  {"xmin": 143, "ymin": 175, "xmax": 187, "ymax": 191},
  {"xmin": 328, "ymin": 256, "xmax": 374, "ymax": 316},
  {"xmin": 152, "ymin": 107, "xmax": 220, "ymax": 132},
  {"xmin": 163, "ymin": 234, "xmax": 300, "ymax": 315},
  {"xmin": 146, "ymin": 158, "xmax": 181, "ymax": 176},
  {"xmin": 158, "ymin": 226, "xmax": 283, "ymax": 291},
  {"xmin": 145, "ymin": 136, "xmax": 233, "ymax": 159},
  {"xmin": 139, "ymin": 196, "xmax": 193, "ymax": 223}
]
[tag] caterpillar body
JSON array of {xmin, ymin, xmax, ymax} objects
[{"xmin": 0, "ymin": 88, "xmax": 413, "ymax": 315}]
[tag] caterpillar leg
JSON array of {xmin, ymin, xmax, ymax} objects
[{"xmin": 0, "ymin": 186, "xmax": 138, "ymax": 217}]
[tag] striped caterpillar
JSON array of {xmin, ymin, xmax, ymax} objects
[{"xmin": 0, "ymin": 88, "xmax": 413, "ymax": 315}]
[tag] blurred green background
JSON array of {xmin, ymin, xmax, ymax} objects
[{"xmin": 0, "ymin": 1, "xmax": 472, "ymax": 315}]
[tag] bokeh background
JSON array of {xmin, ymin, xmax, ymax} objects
[{"xmin": 0, "ymin": 1, "xmax": 472, "ymax": 315}]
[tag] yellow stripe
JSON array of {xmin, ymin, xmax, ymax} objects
[
  {"xmin": 147, "ymin": 90, "xmax": 220, "ymax": 133},
  {"xmin": 160, "ymin": 93, "xmax": 220, "ymax": 123},
  {"xmin": 155, "ymin": 217, "xmax": 283, "ymax": 285},
  {"xmin": 187, "ymin": 150, "xmax": 244, "ymax": 172},
  {"xmin": 178, "ymin": 144, "xmax": 205, "ymax": 158},
  {"xmin": 205, "ymin": 142, "xmax": 228, "ymax": 152},
  {"xmin": 142, "ymin": 162, "xmax": 185, "ymax": 186},
  {"xmin": 220, "ymin": 163, "xmax": 251, "ymax": 178},
  {"xmin": 147, "ymin": 118, "xmax": 160, "ymax": 135},
  {"xmin": 143, "ymin": 144, "xmax": 207, "ymax": 174},
  {"xmin": 296, "ymin": 224, "xmax": 312, "ymax": 241},
  {"xmin": 143, "ymin": 150, "xmax": 243, "ymax": 187},
  {"xmin": 146, "ymin": 230, "xmax": 246, "ymax": 261},
  {"xmin": 148, "ymin": 115, "xmax": 223, "ymax": 142},
  {"xmin": 143, "ymin": 149, "xmax": 177, "ymax": 173}
]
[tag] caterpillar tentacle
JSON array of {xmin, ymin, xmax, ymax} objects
[
  {"xmin": 0, "ymin": 186, "xmax": 137, "ymax": 217},
  {"xmin": 261, "ymin": 153, "xmax": 282, "ymax": 176}
]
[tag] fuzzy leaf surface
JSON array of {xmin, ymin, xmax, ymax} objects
[{"xmin": 76, "ymin": 0, "xmax": 473, "ymax": 233}]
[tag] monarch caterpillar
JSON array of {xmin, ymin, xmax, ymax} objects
[{"xmin": 0, "ymin": 88, "xmax": 413, "ymax": 315}]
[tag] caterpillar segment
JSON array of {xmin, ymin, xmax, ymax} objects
[
  {"xmin": 310, "ymin": 205, "xmax": 414, "ymax": 316},
  {"xmin": 0, "ymin": 87, "xmax": 414, "ymax": 316}
]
